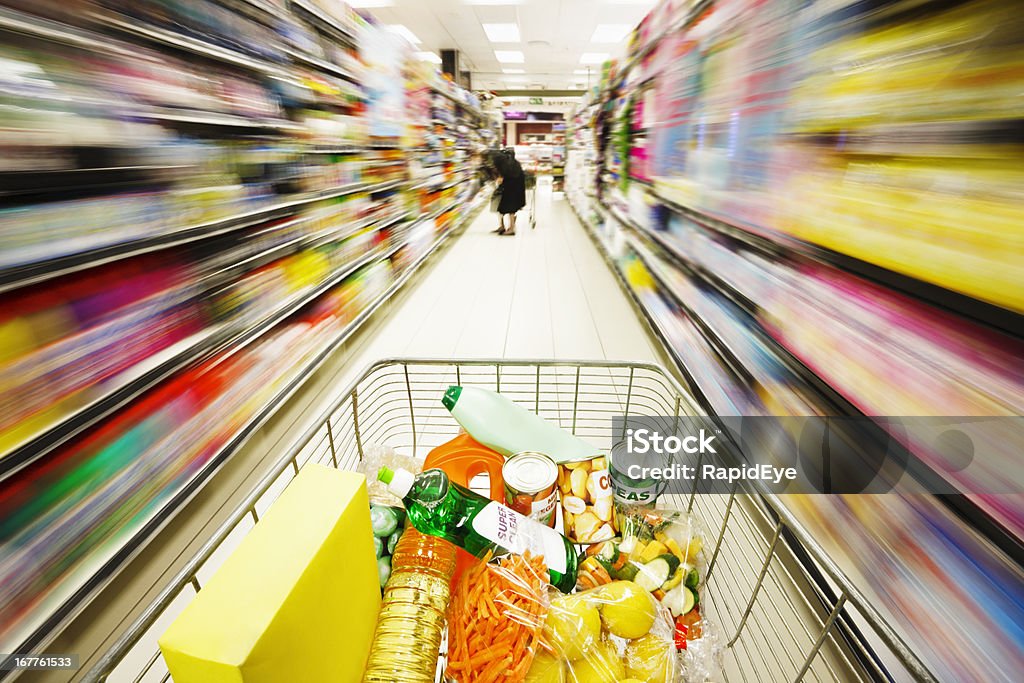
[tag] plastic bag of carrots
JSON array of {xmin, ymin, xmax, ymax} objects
[{"xmin": 446, "ymin": 551, "xmax": 552, "ymax": 683}]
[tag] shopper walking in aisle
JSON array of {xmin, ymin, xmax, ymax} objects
[{"xmin": 487, "ymin": 148, "xmax": 526, "ymax": 236}]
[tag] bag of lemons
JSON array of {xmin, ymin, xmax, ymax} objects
[{"xmin": 527, "ymin": 579, "xmax": 678, "ymax": 683}]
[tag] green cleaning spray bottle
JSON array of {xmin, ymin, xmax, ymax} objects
[{"xmin": 378, "ymin": 466, "xmax": 579, "ymax": 592}]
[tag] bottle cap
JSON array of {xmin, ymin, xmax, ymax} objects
[
  {"xmin": 441, "ymin": 386, "xmax": 462, "ymax": 411},
  {"xmin": 378, "ymin": 466, "xmax": 415, "ymax": 498}
]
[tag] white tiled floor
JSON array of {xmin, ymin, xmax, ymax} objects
[{"xmin": 339, "ymin": 180, "xmax": 662, "ymax": 376}]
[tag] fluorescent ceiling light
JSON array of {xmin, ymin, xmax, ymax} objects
[
  {"xmin": 494, "ymin": 50, "xmax": 525, "ymax": 63},
  {"xmin": 483, "ymin": 23, "xmax": 521, "ymax": 42},
  {"xmin": 416, "ymin": 51, "xmax": 442, "ymax": 63},
  {"xmin": 348, "ymin": 0, "xmax": 393, "ymax": 7},
  {"xmin": 580, "ymin": 52, "xmax": 610, "ymax": 64},
  {"xmin": 386, "ymin": 24, "xmax": 421, "ymax": 45},
  {"xmin": 503, "ymin": 68, "xmax": 525, "ymax": 74},
  {"xmin": 591, "ymin": 24, "xmax": 632, "ymax": 43}
]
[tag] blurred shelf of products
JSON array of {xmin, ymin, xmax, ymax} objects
[
  {"xmin": 0, "ymin": 0, "xmax": 499, "ymax": 660},
  {"xmin": 566, "ymin": 0, "xmax": 1023, "ymax": 680}
]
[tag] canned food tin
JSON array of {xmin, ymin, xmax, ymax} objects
[
  {"xmin": 503, "ymin": 452, "xmax": 559, "ymax": 528},
  {"xmin": 556, "ymin": 454, "xmax": 616, "ymax": 544},
  {"xmin": 608, "ymin": 438, "xmax": 667, "ymax": 508}
]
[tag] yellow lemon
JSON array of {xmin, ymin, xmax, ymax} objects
[
  {"xmin": 567, "ymin": 640, "xmax": 624, "ymax": 683},
  {"xmin": 624, "ymin": 632, "xmax": 675, "ymax": 683},
  {"xmin": 544, "ymin": 594, "xmax": 602, "ymax": 661},
  {"xmin": 526, "ymin": 651, "xmax": 566, "ymax": 683},
  {"xmin": 599, "ymin": 581, "xmax": 657, "ymax": 639}
]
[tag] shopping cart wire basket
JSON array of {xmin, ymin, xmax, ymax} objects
[{"xmin": 85, "ymin": 358, "xmax": 936, "ymax": 683}]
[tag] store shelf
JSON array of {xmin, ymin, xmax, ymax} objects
[
  {"xmin": 289, "ymin": 0, "xmax": 358, "ymax": 46},
  {"xmin": 430, "ymin": 85, "xmax": 488, "ymax": 123},
  {"xmin": 605, "ymin": 201, "xmax": 1024, "ymax": 566},
  {"xmin": 617, "ymin": 0, "xmax": 713, "ymax": 84},
  {"xmin": 567, "ymin": 200, "xmax": 712, "ymax": 413},
  {"xmin": 614, "ymin": 203, "xmax": 881, "ymax": 416},
  {"xmin": 0, "ymin": 227, "xmax": 402, "ymax": 482},
  {"xmin": 605, "ymin": 205, "xmax": 756, "ymax": 387},
  {"xmin": 86, "ymin": 11, "xmax": 292, "ymax": 80},
  {"xmin": 307, "ymin": 144, "xmax": 407, "ymax": 154},
  {"xmin": 133, "ymin": 107, "xmax": 305, "ymax": 133},
  {"xmin": 282, "ymin": 46, "xmax": 359, "ymax": 83},
  {"xmin": 0, "ymin": 179, "xmax": 404, "ymax": 296},
  {"xmin": 22, "ymin": 194, "xmax": 486, "ymax": 666},
  {"xmin": 648, "ymin": 189, "xmax": 1024, "ymax": 337},
  {"xmin": 0, "ymin": 164, "xmax": 194, "ymax": 200},
  {"xmin": 201, "ymin": 211, "xmax": 409, "ymax": 289},
  {"xmin": 215, "ymin": 0, "xmax": 289, "ymax": 27},
  {"xmin": 0, "ymin": 4, "xmax": 498, "ymax": 667},
  {"xmin": 0, "ymin": 6, "xmax": 138, "ymax": 59}
]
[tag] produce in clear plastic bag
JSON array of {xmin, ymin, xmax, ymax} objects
[
  {"xmin": 446, "ymin": 551, "xmax": 552, "ymax": 682},
  {"xmin": 358, "ymin": 443, "xmax": 421, "ymax": 506},
  {"xmin": 529, "ymin": 579, "xmax": 678, "ymax": 683},
  {"xmin": 360, "ymin": 444, "xmax": 418, "ymax": 589},
  {"xmin": 369, "ymin": 503, "xmax": 406, "ymax": 588},
  {"xmin": 678, "ymin": 614, "xmax": 724, "ymax": 682},
  {"xmin": 577, "ymin": 507, "xmax": 706, "ymax": 650}
]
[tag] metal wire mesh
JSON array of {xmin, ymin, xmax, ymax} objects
[{"xmin": 88, "ymin": 358, "xmax": 935, "ymax": 683}]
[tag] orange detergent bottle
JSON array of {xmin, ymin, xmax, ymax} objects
[{"xmin": 422, "ymin": 433, "xmax": 505, "ymax": 584}]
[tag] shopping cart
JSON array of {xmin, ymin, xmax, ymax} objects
[
  {"xmin": 86, "ymin": 359, "xmax": 936, "ymax": 683},
  {"xmin": 524, "ymin": 171, "xmax": 537, "ymax": 229}
]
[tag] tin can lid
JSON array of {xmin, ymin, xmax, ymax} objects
[{"xmin": 503, "ymin": 452, "xmax": 557, "ymax": 492}]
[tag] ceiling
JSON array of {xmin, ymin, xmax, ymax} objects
[{"xmin": 350, "ymin": 0, "xmax": 658, "ymax": 92}]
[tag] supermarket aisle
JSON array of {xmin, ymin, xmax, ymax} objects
[
  {"xmin": 337, "ymin": 181, "xmax": 663, "ymax": 378},
  {"xmin": 67, "ymin": 181, "xmax": 668, "ymax": 683}
]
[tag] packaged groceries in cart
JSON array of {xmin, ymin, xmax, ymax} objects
[{"xmin": 86, "ymin": 360, "xmax": 941, "ymax": 683}]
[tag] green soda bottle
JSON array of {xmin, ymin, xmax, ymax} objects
[{"xmin": 378, "ymin": 467, "xmax": 580, "ymax": 592}]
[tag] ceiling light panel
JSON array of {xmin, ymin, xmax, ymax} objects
[
  {"xmin": 483, "ymin": 23, "xmax": 521, "ymax": 42},
  {"xmin": 494, "ymin": 50, "xmax": 525, "ymax": 63},
  {"xmin": 579, "ymin": 52, "xmax": 610, "ymax": 64},
  {"xmin": 591, "ymin": 24, "xmax": 632, "ymax": 43},
  {"xmin": 386, "ymin": 25, "xmax": 421, "ymax": 45}
]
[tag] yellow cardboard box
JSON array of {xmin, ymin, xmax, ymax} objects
[{"xmin": 160, "ymin": 465, "xmax": 381, "ymax": 682}]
